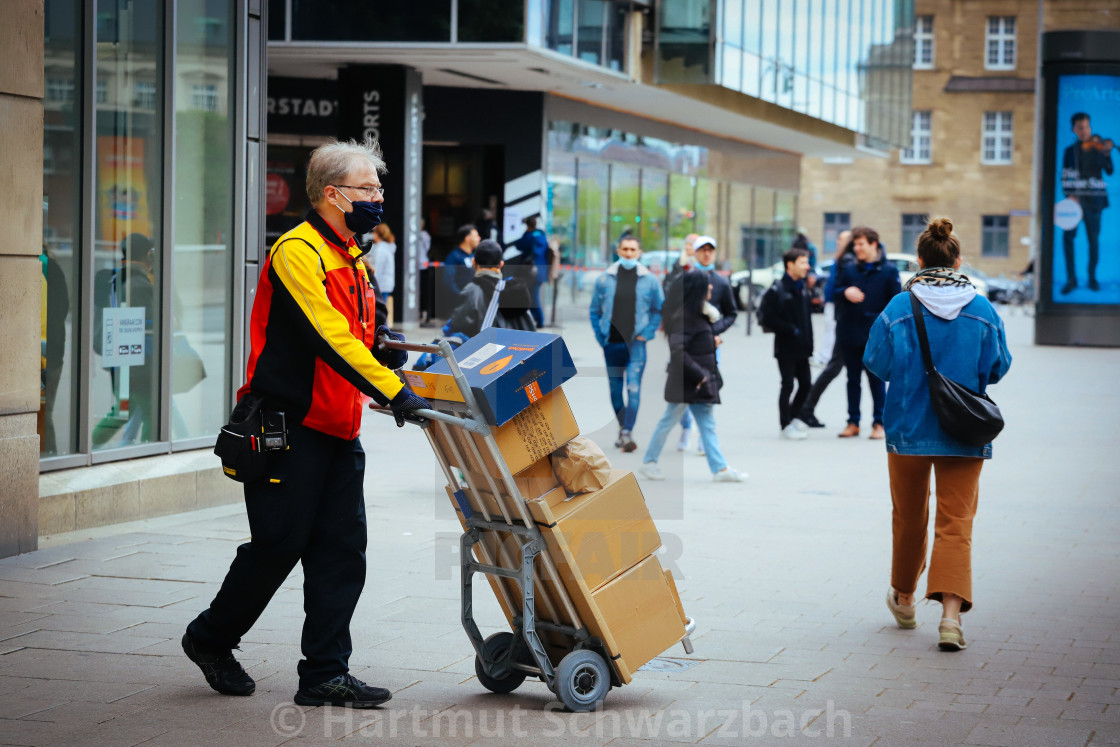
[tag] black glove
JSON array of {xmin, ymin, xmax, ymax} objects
[
  {"xmin": 389, "ymin": 386, "xmax": 431, "ymax": 427},
  {"xmin": 373, "ymin": 325, "xmax": 408, "ymax": 370}
]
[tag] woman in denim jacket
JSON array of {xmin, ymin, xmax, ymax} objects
[{"xmin": 864, "ymin": 217, "xmax": 1012, "ymax": 652}]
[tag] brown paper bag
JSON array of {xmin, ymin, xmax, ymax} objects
[{"xmin": 550, "ymin": 437, "xmax": 612, "ymax": 493}]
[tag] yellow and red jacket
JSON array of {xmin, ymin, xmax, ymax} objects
[{"xmin": 238, "ymin": 211, "xmax": 404, "ymax": 440}]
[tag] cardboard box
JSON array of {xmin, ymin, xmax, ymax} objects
[
  {"xmin": 403, "ymin": 328, "xmax": 577, "ymax": 426},
  {"xmin": 428, "ymin": 387, "xmax": 579, "ymax": 477},
  {"xmin": 528, "ymin": 470, "xmax": 661, "ymax": 592},
  {"xmin": 464, "ymin": 455, "xmax": 560, "ymax": 504},
  {"xmin": 591, "ymin": 555, "xmax": 686, "ymax": 681},
  {"xmin": 664, "ymin": 569, "xmax": 689, "ymax": 627}
]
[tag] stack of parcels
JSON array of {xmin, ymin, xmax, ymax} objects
[{"xmin": 408, "ymin": 329, "xmax": 690, "ymax": 685}]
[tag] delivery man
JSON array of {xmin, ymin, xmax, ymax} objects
[{"xmin": 182, "ymin": 138, "xmax": 430, "ymax": 708}]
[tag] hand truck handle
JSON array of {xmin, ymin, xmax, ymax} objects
[{"xmin": 367, "ymin": 404, "xmax": 489, "ymax": 434}]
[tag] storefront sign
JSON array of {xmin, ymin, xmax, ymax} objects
[
  {"xmin": 267, "ymin": 77, "xmax": 340, "ymax": 136},
  {"xmin": 101, "ymin": 306, "xmax": 146, "ymax": 368}
]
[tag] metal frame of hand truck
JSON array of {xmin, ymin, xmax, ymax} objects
[{"xmin": 373, "ymin": 336, "xmax": 695, "ymax": 710}]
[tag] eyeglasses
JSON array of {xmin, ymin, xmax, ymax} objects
[{"xmin": 333, "ymin": 184, "xmax": 385, "ymax": 199}]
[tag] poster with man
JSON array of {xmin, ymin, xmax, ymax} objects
[{"xmin": 1052, "ymin": 74, "xmax": 1119, "ymax": 304}]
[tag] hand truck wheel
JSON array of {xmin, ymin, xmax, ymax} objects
[
  {"xmin": 474, "ymin": 632, "xmax": 528, "ymax": 694},
  {"xmin": 554, "ymin": 649, "xmax": 610, "ymax": 712}
]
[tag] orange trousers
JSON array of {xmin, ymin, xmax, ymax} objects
[{"xmin": 888, "ymin": 453, "xmax": 984, "ymax": 613}]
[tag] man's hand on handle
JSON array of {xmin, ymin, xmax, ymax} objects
[
  {"xmin": 388, "ymin": 387, "xmax": 431, "ymax": 427},
  {"xmin": 373, "ymin": 325, "xmax": 408, "ymax": 370}
]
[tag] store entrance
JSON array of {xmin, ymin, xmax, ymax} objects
[{"xmin": 422, "ymin": 144, "xmax": 504, "ymax": 261}]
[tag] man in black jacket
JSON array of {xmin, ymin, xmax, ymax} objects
[
  {"xmin": 761, "ymin": 248, "xmax": 814, "ymax": 440},
  {"xmin": 445, "ymin": 240, "xmax": 536, "ymax": 337}
]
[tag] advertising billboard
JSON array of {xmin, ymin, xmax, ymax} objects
[{"xmin": 1050, "ymin": 74, "xmax": 1119, "ymax": 305}]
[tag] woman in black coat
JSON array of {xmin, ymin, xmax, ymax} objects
[{"xmin": 639, "ymin": 270, "xmax": 747, "ymax": 483}]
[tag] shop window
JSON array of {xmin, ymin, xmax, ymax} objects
[
  {"xmin": 577, "ymin": 160, "xmax": 608, "ymax": 268},
  {"xmin": 901, "ymin": 213, "xmax": 929, "ymax": 253},
  {"xmin": 640, "ymin": 169, "xmax": 669, "ymax": 254},
  {"xmin": 91, "ymin": 0, "xmax": 165, "ymax": 451},
  {"xmin": 172, "ymin": 0, "xmax": 236, "ymax": 442},
  {"xmin": 982, "ymin": 111, "xmax": 1013, "ymax": 165},
  {"xmin": 914, "ymin": 16, "xmax": 934, "ymax": 69},
  {"xmin": 985, "ymin": 16, "xmax": 1016, "ymax": 70},
  {"xmin": 134, "ymin": 81, "xmax": 157, "ymax": 110},
  {"xmin": 547, "ymin": 0, "xmax": 575, "ymax": 55},
  {"xmin": 982, "ymin": 215, "xmax": 1010, "ymax": 258},
  {"xmin": 46, "ymin": 76, "xmax": 74, "ymax": 102},
  {"xmin": 608, "ymin": 164, "xmax": 639, "ymax": 254},
  {"xmin": 668, "ymin": 173, "xmax": 696, "ymax": 246}
]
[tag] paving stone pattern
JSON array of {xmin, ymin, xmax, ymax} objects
[{"xmin": 1, "ymin": 311, "xmax": 1118, "ymax": 745}]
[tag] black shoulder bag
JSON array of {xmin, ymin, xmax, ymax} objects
[{"xmin": 909, "ymin": 292, "xmax": 1004, "ymax": 448}]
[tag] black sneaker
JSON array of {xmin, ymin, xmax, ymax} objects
[
  {"xmin": 1089, "ymin": 277, "xmax": 1100, "ymax": 291},
  {"xmin": 294, "ymin": 674, "xmax": 392, "ymax": 708},
  {"xmin": 181, "ymin": 632, "xmax": 255, "ymax": 696},
  {"xmin": 619, "ymin": 430, "xmax": 638, "ymax": 453},
  {"xmin": 1061, "ymin": 280, "xmax": 1077, "ymax": 295},
  {"xmin": 798, "ymin": 413, "xmax": 826, "ymax": 429}
]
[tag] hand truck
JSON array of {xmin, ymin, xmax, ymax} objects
[{"xmin": 371, "ymin": 335, "xmax": 695, "ymax": 712}]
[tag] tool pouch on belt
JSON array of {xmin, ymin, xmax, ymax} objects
[{"xmin": 213, "ymin": 393, "xmax": 269, "ymax": 483}]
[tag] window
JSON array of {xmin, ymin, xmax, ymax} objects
[
  {"xmin": 914, "ymin": 16, "xmax": 934, "ymax": 69},
  {"xmin": 191, "ymin": 83, "xmax": 218, "ymax": 111},
  {"xmin": 46, "ymin": 76, "xmax": 74, "ymax": 102},
  {"xmin": 823, "ymin": 212, "xmax": 851, "ymax": 255},
  {"xmin": 901, "ymin": 214, "xmax": 928, "ymax": 252},
  {"xmin": 982, "ymin": 215, "xmax": 1010, "ymax": 257},
  {"xmin": 982, "ymin": 111, "xmax": 1013, "ymax": 165},
  {"xmin": 986, "ymin": 17, "xmax": 1016, "ymax": 70},
  {"xmin": 96, "ymin": 76, "xmax": 108, "ymax": 104},
  {"xmin": 134, "ymin": 81, "xmax": 157, "ymax": 110},
  {"xmin": 901, "ymin": 111, "xmax": 932, "ymax": 164}
]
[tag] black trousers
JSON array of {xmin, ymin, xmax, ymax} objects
[
  {"xmin": 1063, "ymin": 206, "xmax": 1103, "ymax": 284},
  {"xmin": 801, "ymin": 345, "xmax": 844, "ymax": 416},
  {"xmin": 778, "ymin": 356, "xmax": 812, "ymax": 428},
  {"xmin": 188, "ymin": 422, "xmax": 368, "ymax": 690}
]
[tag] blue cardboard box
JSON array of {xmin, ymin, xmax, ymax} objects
[{"xmin": 404, "ymin": 328, "xmax": 577, "ymax": 426}]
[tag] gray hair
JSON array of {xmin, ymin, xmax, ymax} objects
[{"xmin": 305, "ymin": 137, "xmax": 387, "ymax": 205}]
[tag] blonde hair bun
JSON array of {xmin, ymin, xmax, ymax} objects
[{"xmin": 928, "ymin": 217, "xmax": 954, "ymax": 240}]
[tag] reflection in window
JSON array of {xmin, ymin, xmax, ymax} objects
[
  {"xmin": 91, "ymin": 0, "xmax": 164, "ymax": 450},
  {"xmin": 546, "ymin": 155, "xmax": 577, "ymax": 268},
  {"xmin": 669, "ymin": 173, "xmax": 696, "ymax": 246},
  {"xmin": 291, "ymin": 1, "xmax": 451, "ymax": 42},
  {"xmin": 609, "ymin": 164, "xmax": 639, "ymax": 254},
  {"xmin": 41, "ymin": 0, "xmax": 82, "ymax": 457},
  {"xmin": 658, "ymin": 0, "xmax": 711, "ymax": 83},
  {"xmin": 640, "ymin": 170, "xmax": 668, "ymax": 253},
  {"xmin": 577, "ymin": 161, "xmax": 607, "ymax": 267},
  {"xmin": 459, "ymin": 0, "xmax": 523, "ymax": 42},
  {"xmin": 135, "ymin": 81, "xmax": 157, "ymax": 110},
  {"xmin": 547, "ymin": 0, "xmax": 574, "ymax": 55},
  {"xmin": 172, "ymin": 0, "xmax": 235, "ymax": 442},
  {"xmin": 577, "ymin": 0, "xmax": 604, "ymax": 65}
]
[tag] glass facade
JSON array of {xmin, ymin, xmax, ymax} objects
[
  {"xmin": 40, "ymin": 0, "xmax": 241, "ymax": 467},
  {"xmin": 546, "ymin": 121, "xmax": 797, "ymax": 274},
  {"xmin": 657, "ymin": 0, "xmax": 915, "ymax": 148}
]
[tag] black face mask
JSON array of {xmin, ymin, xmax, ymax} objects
[{"xmin": 336, "ymin": 191, "xmax": 384, "ymax": 234}]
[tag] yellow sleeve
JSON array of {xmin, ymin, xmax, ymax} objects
[{"xmin": 270, "ymin": 239, "xmax": 404, "ymax": 403}]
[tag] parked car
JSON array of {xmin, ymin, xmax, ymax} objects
[
  {"xmin": 730, "ymin": 261, "xmax": 824, "ymax": 311},
  {"xmin": 639, "ymin": 250, "xmax": 682, "ymax": 275}
]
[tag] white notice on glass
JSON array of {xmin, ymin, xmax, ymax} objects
[
  {"xmin": 458, "ymin": 343, "xmax": 505, "ymax": 370},
  {"xmin": 101, "ymin": 306, "xmax": 146, "ymax": 368}
]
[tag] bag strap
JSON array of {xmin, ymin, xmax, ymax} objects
[
  {"xmin": 481, "ymin": 277, "xmax": 506, "ymax": 331},
  {"xmin": 909, "ymin": 291, "xmax": 937, "ymax": 375}
]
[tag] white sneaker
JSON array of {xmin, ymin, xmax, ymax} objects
[
  {"xmin": 782, "ymin": 424, "xmax": 808, "ymax": 440},
  {"xmin": 714, "ymin": 467, "xmax": 748, "ymax": 482},
  {"xmin": 792, "ymin": 418, "xmax": 809, "ymax": 432},
  {"xmin": 639, "ymin": 463, "xmax": 665, "ymax": 481},
  {"xmin": 676, "ymin": 428, "xmax": 692, "ymax": 452}
]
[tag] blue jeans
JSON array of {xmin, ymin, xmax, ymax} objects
[
  {"xmin": 840, "ymin": 341, "xmax": 885, "ymax": 426},
  {"xmin": 602, "ymin": 340, "xmax": 647, "ymax": 432},
  {"xmin": 643, "ymin": 402, "xmax": 728, "ymax": 474}
]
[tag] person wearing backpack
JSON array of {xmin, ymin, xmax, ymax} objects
[
  {"xmin": 444, "ymin": 240, "xmax": 536, "ymax": 337},
  {"xmin": 864, "ymin": 216, "xmax": 1011, "ymax": 652},
  {"xmin": 759, "ymin": 248, "xmax": 814, "ymax": 440}
]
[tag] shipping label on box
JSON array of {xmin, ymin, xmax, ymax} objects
[{"xmin": 416, "ymin": 328, "xmax": 577, "ymax": 426}]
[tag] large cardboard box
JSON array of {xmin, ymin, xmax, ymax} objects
[
  {"xmin": 464, "ymin": 455, "xmax": 559, "ymax": 504},
  {"xmin": 528, "ymin": 471, "xmax": 661, "ymax": 592},
  {"xmin": 404, "ymin": 328, "xmax": 577, "ymax": 426},
  {"xmin": 428, "ymin": 387, "xmax": 579, "ymax": 477},
  {"xmin": 591, "ymin": 555, "xmax": 686, "ymax": 681}
]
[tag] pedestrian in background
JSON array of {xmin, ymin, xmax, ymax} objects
[
  {"xmin": 444, "ymin": 240, "xmax": 536, "ymax": 338},
  {"xmin": 832, "ymin": 226, "xmax": 900, "ymax": 439},
  {"xmin": 640, "ymin": 270, "xmax": 746, "ymax": 482},
  {"xmin": 864, "ymin": 216, "xmax": 1011, "ymax": 651},
  {"xmin": 798, "ymin": 230, "xmax": 852, "ymax": 428},
  {"xmin": 512, "ymin": 216, "xmax": 550, "ymax": 327},
  {"xmin": 663, "ymin": 233, "xmax": 702, "ymax": 452},
  {"xmin": 760, "ymin": 248, "xmax": 814, "ymax": 440},
  {"xmin": 442, "ymin": 224, "xmax": 480, "ymax": 299},
  {"xmin": 590, "ymin": 235, "xmax": 664, "ymax": 453},
  {"xmin": 371, "ymin": 222, "xmax": 396, "ymax": 320}
]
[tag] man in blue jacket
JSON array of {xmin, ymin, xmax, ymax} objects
[
  {"xmin": 590, "ymin": 236, "xmax": 665, "ymax": 452},
  {"xmin": 442, "ymin": 224, "xmax": 480, "ymax": 298},
  {"xmin": 833, "ymin": 226, "xmax": 900, "ymax": 439}
]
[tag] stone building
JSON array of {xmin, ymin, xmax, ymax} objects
[{"xmin": 800, "ymin": 0, "xmax": 1120, "ymax": 274}]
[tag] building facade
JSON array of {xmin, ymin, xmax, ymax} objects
[
  {"xmin": 800, "ymin": 0, "xmax": 1120, "ymax": 275},
  {"xmin": 3, "ymin": 0, "xmax": 916, "ymax": 558}
]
